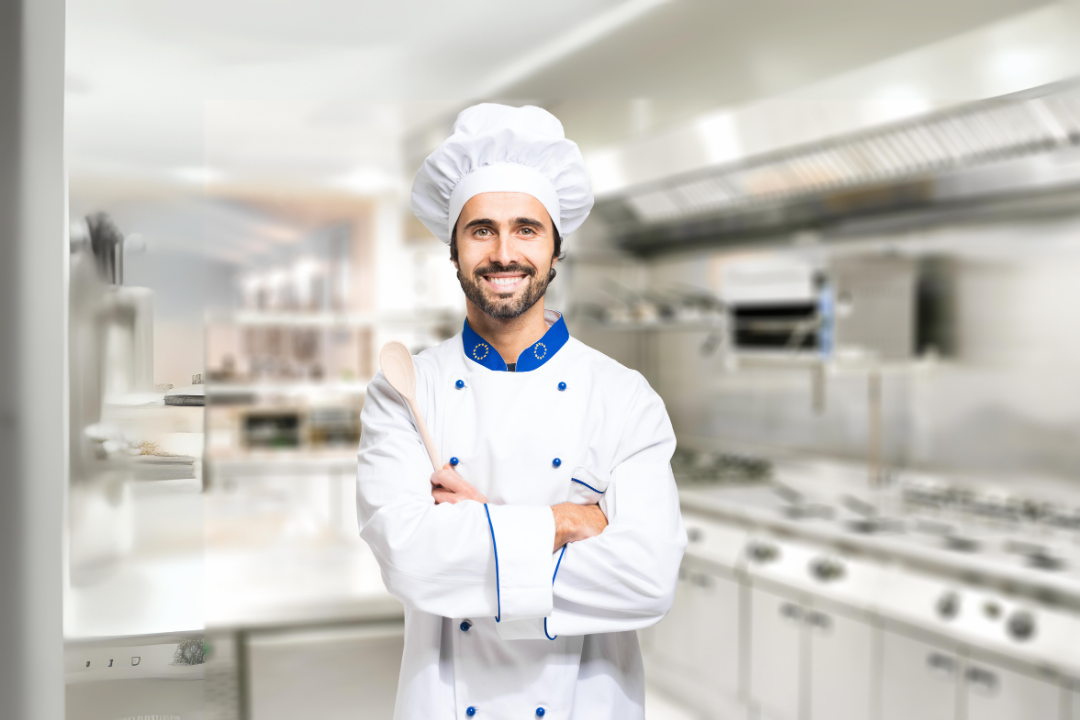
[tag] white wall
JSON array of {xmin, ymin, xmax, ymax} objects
[{"xmin": 570, "ymin": 213, "xmax": 1080, "ymax": 481}]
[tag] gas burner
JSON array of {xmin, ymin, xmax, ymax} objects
[
  {"xmin": 1025, "ymin": 553, "xmax": 1067, "ymax": 572},
  {"xmin": 1006, "ymin": 540, "xmax": 1068, "ymax": 572},
  {"xmin": 915, "ymin": 519, "xmax": 956, "ymax": 536},
  {"xmin": 783, "ymin": 503, "xmax": 835, "ymax": 521},
  {"xmin": 846, "ymin": 517, "xmax": 904, "ymax": 535},
  {"xmin": 944, "ymin": 535, "xmax": 981, "ymax": 553}
]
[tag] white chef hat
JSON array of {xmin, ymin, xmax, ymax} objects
[{"xmin": 411, "ymin": 103, "xmax": 594, "ymax": 244}]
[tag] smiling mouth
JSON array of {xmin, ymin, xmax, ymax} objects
[{"xmin": 482, "ymin": 274, "xmax": 528, "ymax": 293}]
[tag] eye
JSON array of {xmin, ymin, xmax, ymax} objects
[
  {"xmin": 520, "ymin": 227, "xmax": 535, "ymax": 235},
  {"xmin": 474, "ymin": 227, "xmax": 491, "ymax": 237}
]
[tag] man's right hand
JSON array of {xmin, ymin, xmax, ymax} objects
[
  {"xmin": 551, "ymin": 502, "xmax": 608, "ymax": 552},
  {"xmin": 431, "ymin": 464, "xmax": 488, "ymax": 505}
]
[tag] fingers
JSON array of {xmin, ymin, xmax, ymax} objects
[
  {"xmin": 432, "ymin": 488, "xmax": 460, "ymax": 505},
  {"xmin": 431, "ymin": 468, "xmax": 476, "ymax": 496}
]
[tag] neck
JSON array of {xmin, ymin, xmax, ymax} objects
[{"xmin": 466, "ymin": 299, "xmax": 550, "ymax": 366}]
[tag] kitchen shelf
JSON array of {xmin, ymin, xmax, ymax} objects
[
  {"xmin": 206, "ymin": 380, "xmax": 371, "ymax": 397},
  {"xmin": 218, "ymin": 309, "xmax": 463, "ymax": 328},
  {"xmin": 573, "ymin": 318, "xmax": 722, "ymax": 332}
]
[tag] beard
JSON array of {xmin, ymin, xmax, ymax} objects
[{"xmin": 458, "ymin": 261, "xmax": 553, "ymax": 320}]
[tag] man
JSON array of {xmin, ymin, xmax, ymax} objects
[{"xmin": 357, "ymin": 104, "xmax": 686, "ymax": 720}]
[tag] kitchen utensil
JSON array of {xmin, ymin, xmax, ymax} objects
[{"xmin": 379, "ymin": 341, "xmax": 440, "ymax": 471}]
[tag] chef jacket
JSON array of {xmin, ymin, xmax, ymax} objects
[{"xmin": 356, "ymin": 310, "xmax": 687, "ymax": 720}]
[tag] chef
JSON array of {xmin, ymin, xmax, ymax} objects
[{"xmin": 357, "ymin": 103, "xmax": 686, "ymax": 720}]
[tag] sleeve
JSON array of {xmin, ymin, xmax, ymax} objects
[
  {"xmin": 506, "ymin": 377, "xmax": 687, "ymax": 641},
  {"xmin": 356, "ymin": 369, "xmax": 555, "ymax": 622}
]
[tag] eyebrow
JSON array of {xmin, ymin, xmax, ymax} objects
[{"xmin": 462, "ymin": 217, "xmax": 546, "ymax": 230}]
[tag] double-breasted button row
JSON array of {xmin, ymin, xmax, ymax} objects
[
  {"xmin": 453, "ymin": 379, "xmax": 567, "ymax": 391},
  {"xmin": 461, "ymin": 706, "xmax": 545, "ymax": 717},
  {"xmin": 450, "ymin": 379, "xmax": 568, "ymax": 473}
]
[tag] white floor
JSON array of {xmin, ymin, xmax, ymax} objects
[{"xmin": 645, "ymin": 684, "xmax": 702, "ymax": 720}]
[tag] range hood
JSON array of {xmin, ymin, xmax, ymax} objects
[{"xmin": 595, "ymin": 80, "xmax": 1080, "ymax": 255}]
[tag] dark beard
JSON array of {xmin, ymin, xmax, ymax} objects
[{"xmin": 458, "ymin": 262, "xmax": 552, "ymax": 320}]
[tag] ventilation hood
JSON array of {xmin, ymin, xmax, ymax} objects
[{"xmin": 593, "ymin": 80, "xmax": 1080, "ymax": 255}]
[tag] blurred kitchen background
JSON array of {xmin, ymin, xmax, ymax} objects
[{"xmin": 60, "ymin": 0, "xmax": 1080, "ymax": 719}]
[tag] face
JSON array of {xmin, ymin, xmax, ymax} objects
[{"xmin": 453, "ymin": 192, "xmax": 557, "ymax": 320}]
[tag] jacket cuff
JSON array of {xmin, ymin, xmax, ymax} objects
[
  {"xmin": 495, "ymin": 617, "xmax": 547, "ymax": 640},
  {"xmin": 484, "ymin": 504, "xmax": 555, "ymax": 621},
  {"xmin": 567, "ymin": 466, "xmax": 610, "ymax": 505}
]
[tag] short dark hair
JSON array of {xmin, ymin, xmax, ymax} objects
[{"xmin": 449, "ymin": 221, "xmax": 564, "ymax": 267}]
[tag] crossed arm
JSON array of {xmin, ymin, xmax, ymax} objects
[
  {"xmin": 430, "ymin": 463, "xmax": 608, "ymax": 552},
  {"xmin": 357, "ymin": 369, "xmax": 686, "ymax": 634}
]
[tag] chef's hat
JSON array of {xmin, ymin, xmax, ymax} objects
[{"xmin": 411, "ymin": 103, "xmax": 594, "ymax": 244}]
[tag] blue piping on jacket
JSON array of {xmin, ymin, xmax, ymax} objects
[
  {"xmin": 545, "ymin": 545, "xmax": 568, "ymax": 640},
  {"xmin": 571, "ymin": 478, "xmax": 605, "ymax": 494},
  {"xmin": 483, "ymin": 503, "xmax": 501, "ymax": 622}
]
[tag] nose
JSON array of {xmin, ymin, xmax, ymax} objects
[{"xmin": 489, "ymin": 231, "xmax": 516, "ymax": 267}]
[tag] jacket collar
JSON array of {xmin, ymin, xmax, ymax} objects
[{"xmin": 462, "ymin": 309, "xmax": 569, "ymax": 372}]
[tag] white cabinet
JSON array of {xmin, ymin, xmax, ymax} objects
[
  {"xmin": 748, "ymin": 588, "xmax": 875, "ymax": 720},
  {"xmin": 880, "ymin": 629, "xmax": 957, "ymax": 720},
  {"xmin": 963, "ymin": 656, "xmax": 1062, "ymax": 720},
  {"xmin": 648, "ymin": 565, "xmax": 694, "ymax": 671},
  {"xmin": 646, "ymin": 560, "xmax": 743, "ymax": 707},
  {"xmin": 749, "ymin": 587, "xmax": 803, "ymax": 720},
  {"xmin": 688, "ymin": 566, "xmax": 742, "ymax": 698},
  {"xmin": 806, "ymin": 604, "xmax": 875, "ymax": 720},
  {"xmin": 247, "ymin": 622, "xmax": 404, "ymax": 720}
]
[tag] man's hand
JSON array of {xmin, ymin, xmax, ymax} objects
[
  {"xmin": 431, "ymin": 464, "xmax": 488, "ymax": 505},
  {"xmin": 551, "ymin": 502, "xmax": 608, "ymax": 552}
]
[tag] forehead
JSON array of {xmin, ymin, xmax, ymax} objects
[{"xmin": 459, "ymin": 192, "xmax": 551, "ymax": 226}]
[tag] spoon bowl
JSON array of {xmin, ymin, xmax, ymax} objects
[{"xmin": 379, "ymin": 341, "xmax": 440, "ymax": 471}]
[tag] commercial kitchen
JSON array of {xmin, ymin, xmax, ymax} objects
[{"xmin": 5, "ymin": 1, "xmax": 1080, "ymax": 719}]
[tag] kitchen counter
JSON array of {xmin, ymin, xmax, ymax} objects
[{"xmin": 678, "ymin": 461, "xmax": 1080, "ymax": 610}]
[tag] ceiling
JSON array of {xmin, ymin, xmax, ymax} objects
[
  {"xmin": 504, "ymin": 0, "xmax": 1054, "ymax": 150},
  {"xmin": 67, "ymin": 0, "xmax": 1053, "ymax": 187}
]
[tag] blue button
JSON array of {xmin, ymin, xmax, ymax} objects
[
  {"xmin": 536, "ymin": 709, "xmax": 546, "ymax": 717},
  {"xmin": 466, "ymin": 707, "xmax": 476, "ymax": 717},
  {"xmin": 460, "ymin": 621, "xmax": 470, "ymax": 632},
  {"xmin": 558, "ymin": 382, "xmax": 566, "ymax": 391},
  {"xmin": 450, "ymin": 457, "xmax": 460, "ymax": 467},
  {"xmin": 552, "ymin": 458, "xmax": 562, "ymax": 468},
  {"xmin": 455, "ymin": 379, "xmax": 465, "ymax": 389}
]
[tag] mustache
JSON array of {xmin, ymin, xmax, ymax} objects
[{"xmin": 472, "ymin": 262, "xmax": 536, "ymax": 279}]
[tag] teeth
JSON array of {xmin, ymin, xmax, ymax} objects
[{"xmin": 489, "ymin": 276, "xmax": 522, "ymax": 286}]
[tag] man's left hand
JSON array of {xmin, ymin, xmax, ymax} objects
[{"xmin": 431, "ymin": 464, "xmax": 488, "ymax": 504}]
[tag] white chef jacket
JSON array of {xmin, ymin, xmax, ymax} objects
[{"xmin": 356, "ymin": 310, "xmax": 686, "ymax": 720}]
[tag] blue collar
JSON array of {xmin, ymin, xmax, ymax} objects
[{"xmin": 462, "ymin": 310, "xmax": 569, "ymax": 372}]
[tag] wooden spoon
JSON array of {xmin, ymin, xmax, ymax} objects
[{"xmin": 379, "ymin": 341, "xmax": 440, "ymax": 471}]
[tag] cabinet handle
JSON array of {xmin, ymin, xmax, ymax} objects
[
  {"xmin": 779, "ymin": 603, "xmax": 803, "ymax": 622},
  {"xmin": 965, "ymin": 666, "xmax": 999, "ymax": 695},
  {"xmin": 805, "ymin": 611, "xmax": 832, "ymax": 631},
  {"xmin": 926, "ymin": 652, "xmax": 956, "ymax": 678}
]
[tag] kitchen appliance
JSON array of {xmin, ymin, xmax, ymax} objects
[{"xmin": 721, "ymin": 254, "xmax": 916, "ymax": 360}]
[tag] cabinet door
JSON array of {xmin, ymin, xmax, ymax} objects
[
  {"xmin": 650, "ymin": 566, "xmax": 693, "ymax": 669},
  {"xmin": 880, "ymin": 629, "xmax": 957, "ymax": 720},
  {"xmin": 247, "ymin": 623, "xmax": 404, "ymax": 720},
  {"xmin": 964, "ymin": 659, "xmax": 1062, "ymax": 720},
  {"xmin": 749, "ymin": 587, "xmax": 803, "ymax": 720},
  {"xmin": 689, "ymin": 569, "xmax": 741, "ymax": 698},
  {"xmin": 806, "ymin": 607, "xmax": 874, "ymax": 720}
]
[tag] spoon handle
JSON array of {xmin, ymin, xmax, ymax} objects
[{"xmin": 407, "ymin": 397, "xmax": 441, "ymax": 471}]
